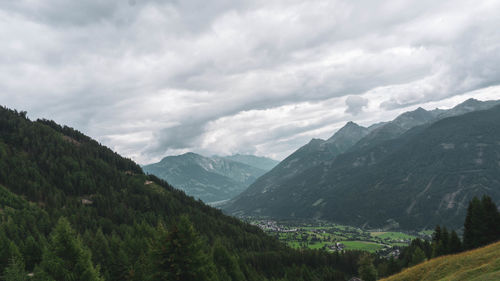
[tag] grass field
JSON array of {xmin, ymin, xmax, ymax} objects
[
  {"xmin": 339, "ymin": 241, "xmax": 386, "ymax": 252},
  {"xmin": 381, "ymin": 241, "xmax": 500, "ymax": 281},
  {"xmin": 371, "ymin": 231, "xmax": 415, "ymax": 240}
]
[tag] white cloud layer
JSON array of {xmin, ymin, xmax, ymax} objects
[{"xmin": 1, "ymin": 0, "xmax": 499, "ymax": 164}]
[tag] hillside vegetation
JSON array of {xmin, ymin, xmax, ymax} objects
[
  {"xmin": 381, "ymin": 241, "xmax": 500, "ymax": 281},
  {"xmin": 0, "ymin": 106, "xmax": 364, "ymax": 280}
]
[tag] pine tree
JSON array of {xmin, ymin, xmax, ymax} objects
[
  {"xmin": 22, "ymin": 235, "xmax": 43, "ymax": 272},
  {"xmin": 358, "ymin": 254, "xmax": 377, "ymax": 281},
  {"xmin": 409, "ymin": 247, "xmax": 426, "ymax": 266},
  {"xmin": 149, "ymin": 215, "xmax": 217, "ymax": 281},
  {"xmin": 33, "ymin": 218, "xmax": 104, "ymax": 281},
  {"xmin": 463, "ymin": 197, "xmax": 482, "ymax": 250},
  {"xmin": 3, "ymin": 256, "xmax": 28, "ymax": 281},
  {"xmin": 213, "ymin": 241, "xmax": 245, "ymax": 281},
  {"xmin": 448, "ymin": 230, "xmax": 462, "ymax": 254},
  {"xmin": 481, "ymin": 195, "xmax": 500, "ymax": 244},
  {"xmin": 463, "ymin": 196, "xmax": 500, "ymax": 250},
  {"xmin": 440, "ymin": 227, "xmax": 449, "ymax": 255}
]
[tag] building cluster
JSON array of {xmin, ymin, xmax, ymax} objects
[
  {"xmin": 251, "ymin": 220, "xmax": 297, "ymax": 232},
  {"xmin": 327, "ymin": 242, "xmax": 345, "ymax": 251}
]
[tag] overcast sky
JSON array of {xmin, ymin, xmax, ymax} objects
[{"xmin": 1, "ymin": 0, "xmax": 500, "ymax": 164}]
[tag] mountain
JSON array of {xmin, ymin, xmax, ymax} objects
[
  {"xmin": 221, "ymin": 154, "xmax": 279, "ymax": 171},
  {"xmin": 229, "ymin": 121, "xmax": 371, "ymax": 199},
  {"xmin": 143, "ymin": 153, "xmax": 270, "ymax": 203},
  {"xmin": 437, "ymin": 98, "xmax": 500, "ymax": 119},
  {"xmin": 225, "ymin": 101, "xmax": 500, "ymax": 230},
  {"xmin": 0, "ymin": 106, "xmax": 362, "ymax": 281},
  {"xmin": 352, "ymin": 107, "xmax": 437, "ymax": 150},
  {"xmin": 382, "ymin": 241, "xmax": 500, "ymax": 281},
  {"xmin": 351, "ymin": 99, "xmax": 500, "ymax": 150}
]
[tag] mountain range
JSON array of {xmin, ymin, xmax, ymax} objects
[
  {"xmin": 143, "ymin": 153, "xmax": 278, "ymax": 203},
  {"xmin": 224, "ymin": 98, "xmax": 500, "ymax": 230}
]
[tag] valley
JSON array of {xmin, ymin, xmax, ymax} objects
[
  {"xmin": 246, "ymin": 219, "xmax": 431, "ymax": 254},
  {"xmin": 3, "ymin": 1, "xmax": 500, "ymax": 280}
]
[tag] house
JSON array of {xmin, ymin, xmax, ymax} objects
[{"xmin": 81, "ymin": 199, "xmax": 93, "ymax": 205}]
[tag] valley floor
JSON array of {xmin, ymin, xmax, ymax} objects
[{"xmin": 246, "ymin": 219, "xmax": 431, "ymax": 255}]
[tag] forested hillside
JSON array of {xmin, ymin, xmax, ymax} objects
[{"xmin": 0, "ymin": 106, "xmax": 365, "ymax": 280}]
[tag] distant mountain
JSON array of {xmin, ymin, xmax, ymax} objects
[
  {"xmin": 143, "ymin": 153, "xmax": 271, "ymax": 203},
  {"xmin": 437, "ymin": 98, "xmax": 500, "ymax": 119},
  {"xmin": 352, "ymin": 99, "xmax": 500, "ymax": 150},
  {"xmin": 221, "ymin": 154, "xmax": 279, "ymax": 171},
  {"xmin": 352, "ymin": 107, "xmax": 437, "ymax": 150},
  {"xmin": 224, "ymin": 100, "xmax": 500, "ymax": 230}
]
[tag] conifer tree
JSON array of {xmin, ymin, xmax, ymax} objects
[
  {"xmin": 22, "ymin": 235, "xmax": 43, "ymax": 272},
  {"xmin": 409, "ymin": 247, "xmax": 426, "ymax": 266},
  {"xmin": 358, "ymin": 254, "xmax": 377, "ymax": 281},
  {"xmin": 463, "ymin": 196, "xmax": 500, "ymax": 250},
  {"xmin": 463, "ymin": 197, "xmax": 482, "ymax": 250},
  {"xmin": 33, "ymin": 218, "xmax": 104, "ymax": 281},
  {"xmin": 448, "ymin": 230, "xmax": 462, "ymax": 254},
  {"xmin": 213, "ymin": 241, "xmax": 245, "ymax": 281},
  {"xmin": 481, "ymin": 195, "xmax": 500, "ymax": 244},
  {"xmin": 3, "ymin": 256, "xmax": 28, "ymax": 281},
  {"xmin": 149, "ymin": 215, "xmax": 217, "ymax": 281}
]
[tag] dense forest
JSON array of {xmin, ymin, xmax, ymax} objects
[{"xmin": 0, "ymin": 106, "xmax": 369, "ymax": 280}]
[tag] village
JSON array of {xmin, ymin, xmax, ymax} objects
[{"xmin": 249, "ymin": 219, "xmax": 425, "ymax": 257}]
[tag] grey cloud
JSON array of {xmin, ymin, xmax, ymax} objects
[
  {"xmin": 345, "ymin": 96, "xmax": 368, "ymax": 115},
  {"xmin": 1, "ymin": 0, "xmax": 500, "ymax": 163}
]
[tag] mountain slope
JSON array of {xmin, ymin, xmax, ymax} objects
[
  {"xmin": 233, "ymin": 121, "xmax": 370, "ymax": 198},
  {"xmin": 0, "ymin": 106, "xmax": 362, "ymax": 280},
  {"xmin": 143, "ymin": 153, "xmax": 269, "ymax": 202},
  {"xmin": 381, "ymin": 241, "xmax": 500, "ymax": 281},
  {"xmin": 225, "ymin": 104, "xmax": 500, "ymax": 229}
]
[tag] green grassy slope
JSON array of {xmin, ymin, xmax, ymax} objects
[{"xmin": 382, "ymin": 241, "xmax": 500, "ymax": 281}]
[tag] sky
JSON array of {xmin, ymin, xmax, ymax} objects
[{"xmin": 1, "ymin": 0, "xmax": 500, "ymax": 164}]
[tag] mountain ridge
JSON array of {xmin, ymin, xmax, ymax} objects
[
  {"xmin": 224, "ymin": 100, "xmax": 500, "ymax": 229},
  {"xmin": 143, "ymin": 152, "xmax": 275, "ymax": 203}
]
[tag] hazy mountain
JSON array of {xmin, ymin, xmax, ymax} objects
[
  {"xmin": 221, "ymin": 154, "xmax": 279, "ymax": 171},
  {"xmin": 225, "ymin": 101, "xmax": 500, "ymax": 230},
  {"xmin": 143, "ymin": 153, "xmax": 270, "ymax": 203},
  {"xmin": 231, "ymin": 121, "xmax": 371, "ymax": 198},
  {"xmin": 437, "ymin": 98, "xmax": 500, "ymax": 119},
  {"xmin": 352, "ymin": 107, "xmax": 437, "ymax": 150}
]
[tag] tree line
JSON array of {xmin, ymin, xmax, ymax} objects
[{"xmin": 367, "ymin": 195, "xmax": 500, "ymax": 280}]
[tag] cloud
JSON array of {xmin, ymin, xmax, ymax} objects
[
  {"xmin": 0, "ymin": 0, "xmax": 500, "ymax": 163},
  {"xmin": 345, "ymin": 96, "xmax": 368, "ymax": 115}
]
